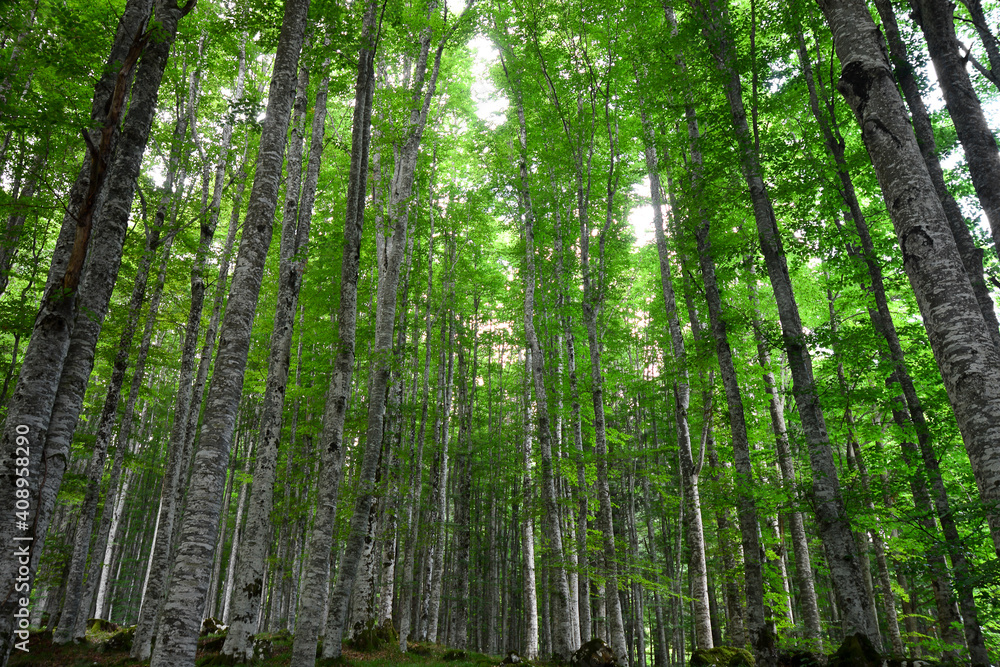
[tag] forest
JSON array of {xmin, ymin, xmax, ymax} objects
[{"xmin": 0, "ymin": 0, "xmax": 999, "ymax": 665}]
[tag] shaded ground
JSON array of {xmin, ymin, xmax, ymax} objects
[{"xmin": 8, "ymin": 627, "xmax": 503, "ymax": 667}]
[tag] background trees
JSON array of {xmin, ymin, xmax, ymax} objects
[{"xmin": 1, "ymin": 0, "xmax": 1000, "ymax": 665}]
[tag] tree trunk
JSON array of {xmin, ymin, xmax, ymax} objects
[
  {"xmin": 0, "ymin": 1, "xmax": 178, "ymax": 659},
  {"xmin": 870, "ymin": 0, "xmax": 1000, "ymax": 354},
  {"xmin": 522, "ymin": 356, "xmax": 540, "ymax": 660},
  {"xmin": 147, "ymin": 1, "xmax": 310, "ymax": 664},
  {"xmin": 289, "ymin": 5, "xmax": 377, "ymax": 663},
  {"xmin": 451, "ymin": 311, "xmax": 477, "ymax": 649},
  {"xmin": 818, "ymin": 0, "xmax": 1000, "ymax": 567},
  {"xmin": 682, "ymin": 110, "xmax": 775, "ymax": 664},
  {"xmin": 686, "ymin": 0, "xmax": 879, "ymax": 641},
  {"xmin": 511, "ymin": 83, "xmax": 575, "ymax": 661},
  {"xmin": 910, "ymin": 0, "xmax": 1000, "ymax": 262},
  {"xmin": 320, "ymin": 12, "xmax": 453, "ymax": 658},
  {"xmin": 223, "ymin": 43, "xmax": 326, "ymax": 662}
]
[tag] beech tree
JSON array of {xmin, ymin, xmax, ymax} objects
[{"xmin": 2, "ymin": 0, "xmax": 1000, "ymax": 665}]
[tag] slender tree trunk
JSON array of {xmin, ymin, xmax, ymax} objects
[
  {"xmin": 289, "ymin": 5, "xmax": 377, "ymax": 663},
  {"xmin": 818, "ymin": 0, "xmax": 1000, "ymax": 568},
  {"xmin": 451, "ymin": 311, "xmax": 477, "ymax": 649},
  {"xmin": 223, "ymin": 44, "xmax": 326, "ymax": 662},
  {"xmin": 680, "ymin": 107, "xmax": 775, "ymax": 663},
  {"xmin": 745, "ymin": 273, "xmax": 822, "ymax": 649},
  {"xmin": 321, "ymin": 13, "xmax": 454, "ymax": 658},
  {"xmin": 0, "ymin": 1, "xmax": 178, "ymax": 659},
  {"xmin": 869, "ymin": 0, "xmax": 1000, "ymax": 354},
  {"xmin": 53, "ymin": 216, "xmax": 169, "ymax": 644},
  {"xmin": 523, "ymin": 352, "xmax": 540, "ymax": 660},
  {"xmin": 147, "ymin": 2, "xmax": 310, "ymax": 664},
  {"xmin": 910, "ymin": 0, "xmax": 1000, "ymax": 262},
  {"xmin": 686, "ymin": 0, "xmax": 879, "ymax": 641},
  {"xmin": 510, "ymin": 83, "xmax": 575, "ymax": 661}
]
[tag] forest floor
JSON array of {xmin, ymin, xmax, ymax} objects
[{"xmin": 8, "ymin": 626, "xmax": 504, "ymax": 667}]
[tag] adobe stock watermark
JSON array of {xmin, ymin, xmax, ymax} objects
[{"xmin": 12, "ymin": 424, "xmax": 32, "ymax": 652}]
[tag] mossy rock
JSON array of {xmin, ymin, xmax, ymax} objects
[
  {"xmin": 98, "ymin": 625, "xmax": 135, "ymax": 652},
  {"xmin": 690, "ymin": 646, "xmax": 754, "ymax": 667},
  {"xmin": 570, "ymin": 638, "xmax": 619, "ymax": 667},
  {"xmin": 86, "ymin": 618, "xmax": 119, "ymax": 633},
  {"xmin": 728, "ymin": 652, "xmax": 754, "ymax": 667},
  {"xmin": 829, "ymin": 633, "xmax": 881, "ymax": 667},
  {"xmin": 252, "ymin": 635, "xmax": 273, "ymax": 661},
  {"xmin": 200, "ymin": 634, "xmax": 228, "ymax": 654},
  {"xmin": 348, "ymin": 618, "xmax": 397, "ymax": 652},
  {"xmin": 444, "ymin": 649, "xmax": 469, "ymax": 661},
  {"xmin": 777, "ymin": 650, "xmax": 823, "ymax": 667},
  {"xmin": 409, "ymin": 642, "xmax": 434, "ymax": 656}
]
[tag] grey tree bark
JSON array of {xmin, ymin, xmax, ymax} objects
[
  {"xmin": 53, "ymin": 214, "xmax": 168, "ymax": 644},
  {"xmin": 689, "ymin": 188, "xmax": 775, "ymax": 663},
  {"xmin": 510, "ymin": 73, "xmax": 576, "ymax": 660},
  {"xmin": 871, "ymin": 0, "xmax": 1000, "ymax": 354},
  {"xmin": 796, "ymin": 26, "xmax": 985, "ymax": 658},
  {"xmin": 745, "ymin": 273, "xmax": 822, "ymax": 649},
  {"xmin": 451, "ymin": 311, "xmax": 477, "ymax": 649},
  {"xmin": 0, "ymin": 1, "xmax": 179, "ymax": 660},
  {"xmin": 910, "ymin": 0, "xmax": 1000, "ymax": 262},
  {"xmin": 289, "ymin": 4, "xmax": 377, "ymax": 664},
  {"xmin": 147, "ymin": 1, "xmax": 310, "ymax": 664},
  {"xmin": 320, "ymin": 8, "xmax": 459, "ymax": 658},
  {"xmin": 223, "ymin": 43, "xmax": 327, "ymax": 662},
  {"xmin": 818, "ymin": 0, "xmax": 1000, "ymax": 566},
  {"xmin": 522, "ymin": 351, "xmax": 540, "ymax": 661},
  {"xmin": 686, "ymin": 0, "xmax": 879, "ymax": 642},
  {"xmin": 131, "ymin": 43, "xmax": 247, "ymax": 665}
]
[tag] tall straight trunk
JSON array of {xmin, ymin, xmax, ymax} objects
[
  {"xmin": 626, "ymin": 470, "xmax": 646, "ymax": 667},
  {"xmin": 399, "ymin": 230, "xmax": 436, "ymax": 652},
  {"xmin": 223, "ymin": 463, "xmax": 251, "ymax": 623},
  {"xmin": 451, "ymin": 312, "xmax": 477, "ymax": 648},
  {"xmin": 678, "ymin": 105, "xmax": 775, "ymax": 663},
  {"xmin": 347, "ymin": 460, "xmax": 384, "ymax": 634},
  {"xmin": 377, "ymin": 233, "xmax": 414, "ymax": 630},
  {"xmin": 746, "ymin": 273, "xmax": 822, "ymax": 648},
  {"xmin": 53, "ymin": 218, "xmax": 166, "ymax": 644},
  {"xmin": 576, "ymin": 97, "xmax": 629, "ymax": 667},
  {"xmin": 321, "ymin": 11, "xmax": 454, "ymax": 658},
  {"xmin": 223, "ymin": 46, "xmax": 326, "ymax": 663},
  {"xmin": 551, "ymin": 181, "xmax": 589, "ymax": 644},
  {"xmin": 83, "ymin": 199, "xmax": 175, "ymax": 634},
  {"xmin": 641, "ymin": 471, "xmax": 667, "ymax": 667},
  {"xmin": 646, "ymin": 147, "xmax": 712, "ymax": 653},
  {"xmin": 648, "ymin": 12, "xmax": 713, "ymax": 650},
  {"xmin": 522, "ymin": 354, "xmax": 540, "ymax": 660},
  {"xmin": 131, "ymin": 41, "xmax": 249, "ymax": 665},
  {"xmin": 289, "ymin": 5, "xmax": 377, "ymax": 664},
  {"xmin": 910, "ymin": 0, "xmax": 1000, "ymax": 262},
  {"xmin": 850, "ymin": 2, "xmax": 995, "ymax": 657},
  {"xmin": 686, "ymin": 0, "xmax": 879, "ymax": 641},
  {"xmin": 818, "ymin": 0, "xmax": 1000, "ymax": 569},
  {"xmin": 147, "ymin": 2, "xmax": 310, "ymax": 664},
  {"xmin": 103, "ymin": 104, "xmax": 188, "ymax": 656},
  {"xmin": 796, "ymin": 23, "xmax": 980, "ymax": 651},
  {"xmin": 0, "ymin": 1, "xmax": 179, "ymax": 660},
  {"xmin": 870, "ymin": 0, "xmax": 1000, "ymax": 353},
  {"xmin": 510, "ymin": 83, "xmax": 575, "ymax": 660},
  {"xmin": 424, "ymin": 275, "xmax": 454, "ymax": 642}
]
